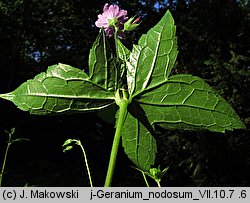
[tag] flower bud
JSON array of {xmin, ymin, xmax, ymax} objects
[{"xmin": 124, "ymin": 16, "xmax": 140, "ymax": 32}]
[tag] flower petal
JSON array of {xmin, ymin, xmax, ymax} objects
[
  {"xmin": 113, "ymin": 5, "xmax": 120, "ymax": 16},
  {"xmin": 95, "ymin": 4, "xmax": 129, "ymax": 37},
  {"xmin": 95, "ymin": 17, "xmax": 109, "ymax": 28},
  {"xmin": 103, "ymin": 3, "xmax": 109, "ymax": 12},
  {"xmin": 117, "ymin": 9, "xmax": 127, "ymax": 19}
]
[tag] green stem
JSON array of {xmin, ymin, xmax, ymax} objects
[
  {"xmin": 114, "ymin": 27, "xmax": 119, "ymax": 59},
  {"xmin": 142, "ymin": 172, "xmax": 150, "ymax": 187},
  {"xmin": 157, "ymin": 181, "xmax": 161, "ymax": 187},
  {"xmin": 78, "ymin": 142, "xmax": 93, "ymax": 187},
  {"xmin": 0, "ymin": 139, "xmax": 11, "ymax": 187},
  {"xmin": 104, "ymin": 99, "xmax": 129, "ymax": 187}
]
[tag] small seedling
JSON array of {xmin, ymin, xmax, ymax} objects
[
  {"xmin": 62, "ymin": 139, "xmax": 93, "ymax": 187},
  {"xmin": 0, "ymin": 128, "xmax": 29, "ymax": 186}
]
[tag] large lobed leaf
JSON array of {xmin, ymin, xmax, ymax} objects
[
  {"xmin": 121, "ymin": 10, "xmax": 243, "ymax": 173},
  {"xmin": 116, "ymin": 38, "xmax": 158, "ymax": 170},
  {"xmin": 116, "ymin": 38, "xmax": 131, "ymax": 84},
  {"xmin": 136, "ymin": 74, "xmax": 246, "ymax": 133},
  {"xmin": 0, "ymin": 63, "xmax": 115, "ymax": 115},
  {"xmin": 121, "ymin": 109, "xmax": 157, "ymax": 172},
  {"xmin": 116, "ymin": 38, "xmax": 130, "ymax": 62},
  {"xmin": 127, "ymin": 10, "xmax": 178, "ymax": 95},
  {"xmin": 89, "ymin": 29, "xmax": 117, "ymax": 91}
]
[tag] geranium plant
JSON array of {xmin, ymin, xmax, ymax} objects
[{"xmin": 0, "ymin": 4, "xmax": 246, "ymax": 187}]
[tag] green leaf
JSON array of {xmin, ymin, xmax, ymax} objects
[
  {"xmin": 62, "ymin": 139, "xmax": 76, "ymax": 147},
  {"xmin": 136, "ymin": 74, "xmax": 246, "ymax": 133},
  {"xmin": 62, "ymin": 139, "xmax": 79, "ymax": 152},
  {"xmin": 121, "ymin": 105, "xmax": 157, "ymax": 172},
  {"xmin": 4, "ymin": 128, "xmax": 15, "ymax": 136},
  {"xmin": 63, "ymin": 146, "xmax": 74, "ymax": 152},
  {"xmin": 147, "ymin": 166, "xmax": 169, "ymax": 183},
  {"xmin": 116, "ymin": 39, "xmax": 131, "ymax": 85},
  {"xmin": 116, "ymin": 39, "xmax": 130, "ymax": 62},
  {"xmin": 89, "ymin": 29, "xmax": 117, "ymax": 91},
  {"xmin": 127, "ymin": 10, "xmax": 178, "ymax": 95},
  {"xmin": 0, "ymin": 63, "xmax": 115, "ymax": 115}
]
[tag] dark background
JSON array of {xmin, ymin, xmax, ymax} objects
[{"xmin": 0, "ymin": 0, "xmax": 249, "ymax": 186}]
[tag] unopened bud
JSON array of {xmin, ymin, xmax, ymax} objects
[{"xmin": 124, "ymin": 16, "xmax": 141, "ymax": 32}]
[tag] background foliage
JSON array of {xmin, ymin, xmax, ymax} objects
[{"xmin": 0, "ymin": 0, "xmax": 249, "ymax": 186}]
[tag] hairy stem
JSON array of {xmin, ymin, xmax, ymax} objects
[{"xmin": 104, "ymin": 96, "xmax": 129, "ymax": 187}]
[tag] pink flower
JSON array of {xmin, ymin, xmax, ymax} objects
[{"xmin": 95, "ymin": 3, "xmax": 128, "ymax": 37}]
